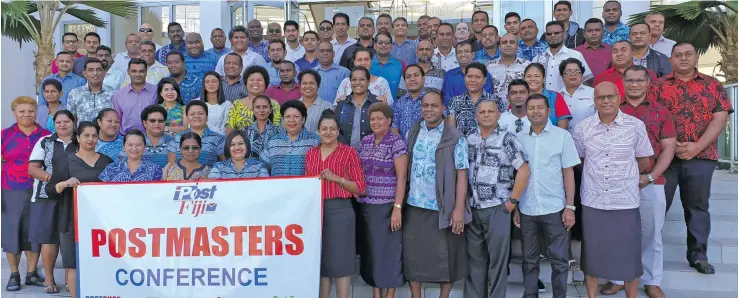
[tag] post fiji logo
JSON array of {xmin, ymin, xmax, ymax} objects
[{"xmin": 173, "ymin": 185, "xmax": 218, "ymax": 217}]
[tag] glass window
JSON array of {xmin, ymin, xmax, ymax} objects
[
  {"xmin": 175, "ymin": 5, "xmax": 200, "ymax": 34},
  {"xmin": 63, "ymin": 23, "xmax": 97, "ymax": 55},
  {"xmin": 499, "ymin": 1, "xmax": 546, "ymax": 35},
  {"xmin": 254, "ymin": 3, "xmax": 285, "ymax": 34},
  {"xmin": 141, "ymin": 6, "xmax": 169, "ymax": 44},
  {"xmin": 232, "ymin": 5, "xmax": 244, "ymax": 27},
  {"xmin": 298, "ymin": 4, "xmax": 316, "ymax": 33}
]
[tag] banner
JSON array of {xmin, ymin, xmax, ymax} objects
[{"xmin": 75, "ymin": 177, "xmax": 322, "ymax": 297}]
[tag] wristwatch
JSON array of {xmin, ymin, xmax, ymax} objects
[
  {"xmin": 509, "ymin": 198, "xmax": 519, "ymax": 205},
  {"xmin": 393, "ymin": 203, "xmax": 402, "ymax": 209},
  {"xmin": 565, "ymin": 205, "xmax": 576, "ymax": 211},
  {"xmin": 647, "ymin": 173, "xmax": 655, "ymax": 184}
]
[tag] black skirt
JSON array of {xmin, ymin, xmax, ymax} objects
[
  {"xmin": 359, "ymin": 203, "xmax": 404, "ymax": 288},
  {"xmin": 321, "ymin": 198, "xmax": 356, "ymax": 278},
  {"xmin": 1, "ymin": 189, "xmax": 40, "ymax": 254},
  {"xmin": 581, "ymin": 206, "xmax": 643, "ymax": 281},
  {"xmin": 28, "ymin": 199, "xmax": 60, "ymax": 245},
  {"xmin": 403, "ymin": 205, "xmax": 468, "ymax": 283}
]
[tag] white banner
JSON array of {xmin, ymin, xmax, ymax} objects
[{"xmin": 75, "ymin": 177, "xmax": 322, "ymax": 297}]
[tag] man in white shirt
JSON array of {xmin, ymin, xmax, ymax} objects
[
  {"xmin": 215, "ymin": 26, "xmax": 267, "ymax": 77},
  {"xmin": 138, "ymin": 23, "xmax": 162, "ymax": 51},
  {"xmin": 121, "ymin": 41, "xmax": 170, "ymax": 86},
  {"xmin": 331, "ymin": 12, "xmax": 356, "ymax": 64},
  {"xmin": 432, "ymin": 23, "xmax": 459, "ymax": 71},
  {"xmin": 111, "ymin": 33, "xmax": 140, "ymax": 73},
  {"xmin": 284, "ymin": 20, "xmax": 304, "ymax": 62},
  {"xmin": 645, "ymin": 12, "xmax": 676, "ymax": 58},
  {"xmin": 532, "ymin": 21, "xmax": 593, "ymax": 92},
  {"xmin": 96, "ymin": 45, "xmax": 125, "ymax": 90},
  {"xmin": 499, "ymin": 79, "xmax": 532, "ymax": 133},
  {"xmin": 558, "ymin": 58, "xmax": 595, "ymax": 131}
]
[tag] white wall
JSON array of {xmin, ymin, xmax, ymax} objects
[{"xmin": 1, "ymin": 37, "xmax": 38, "ymax": 129}]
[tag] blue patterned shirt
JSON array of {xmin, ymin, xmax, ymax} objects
[
  {"xmin": 391, "ymin": 92, "xmax": 424, "ymax": 139},
  {"xmin": 98, "ymin": 160, "xmax": 162, "ymax": 182},
  {"xmin": 250, "ymin": 40, "xmax": 271, "ymax": 63},
  {"xmin": 208, "ymin": 158, "xmax": 269, "ymax": 179},
  {"xmin": 294, "ymin": 56, "xmax": 319, "ymax": 74},
  {"xmin": 132, "ymin": 133, "xmax": 174, "ymax": 169},
  {"xmin": 602, "ymin": 22, "xmax": 630, "ymax": 46},
  {"xmin": 95, "ymin": 135, "xmax": 123, "ymax": 161},
  {"xmin": 517, "ymin": 40, "xmax": 548, "ymax": 61},
  {"xmin": 447, "ymin": 91, "xmax": 507, "ymax": 136},
  {"xmin": 260, "ymin": 129, "xmax": 320, "ymax": 176},
  {"xmin": 38, "ymin": 72, "xmax": 87, "ymax": 106},
  {"xmin": 473, "ymin": 48, "xmax": 501, "ymax": 65},
  {"xmin": 407, "ymin": 121, "xmax": 469, "ymax": 210},
  {"xmin": 174, "ymin": 73, "xmax": 203, "ymax": 104},
  {"xmin": 168, "ymin": 128, "xmax": 225, "ymax": 167},
  {"xmin": 185, "ymin": 51, "xmax": 218, "ymax": 80},
  {"xmin": 156, "ymin": 43, "xmax": 187, "ymax": 65},
  {"xmin": 206, "ymin": 47, "xmax": 231, "ymax": 60},
  {"xmin": 467, "ymin": 127, "xmax": 527, "ymax": 209},
  {"xmin": 247, "ymin": 121, "xmax": 283, "ymax": 158}
]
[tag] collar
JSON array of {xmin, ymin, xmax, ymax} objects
[
  {"xmin": 479, "ymin": 48, "xmax": 500, "ymax": 57},
  {"xmin": 596, "ymin": 110, "xmax": 626, "ymax": 125},
  {"xmin": 288, "ymin": 43, "xmax": 304, "ymax": 51},
  {"xmin": 99, "ymin": 134, "xmax": 122, "ymax": 143},
  {"xmin": 528, "ymin": 121, "xmax": 552, "ymax": 136},
  {"xmin": 620, "ymin": 96, "xmax": 651, "ymax": 107},
  {"xmin": 545, "ymin": 45, "xmax": 570, "ymax": 56},
  {"xmin": 392, "ymin": 37, "xmax": 413, "ymax": 45},
  {"xmin": 167, "ymin": 43, "xmax": 186, "ymax": 50},
  {"xmin": 559, "ymin": 84, "xmax": 588, "ymax": 96},
  {"xmin": 635, "ymin": 47, "xmax": 651, "ymax": 60},
  {"xmin": 83, "ymin": 83, "xmax": 108, "ymax": 94},
  {"xmin": 491, "ymin": 56, "xmax": 527, "ymax": 65},
  {"xmin": 604, "ymin": 22, "xmax": 628, "ymax": 33},
  {"xmin": 434, "ymin": 47, "xmax": 456, "ymax": 57},
  {"xmin": 372, "ymin": 56, "xmax": 400, "ymax": 66},
  {"xmin": 566, "ymin": 21, "xmax": 580, "ymax": 35},
  {"xmin": 331, "ymin": 36, "xmax": 356, "ymax": 45},
  {"xmin": 663, "ymin": 70, "xmax": 706, "ymax": 82},
  {"xmin": 402, "ymin": 91, "xmax": 425, "ymax": 101},
  {"xmin": 10, "ymin": 123, "xmax": 44, "ymax": 135},
  {"xmin": 518, "ymin": 39, "xmax": 545, "ymax": 48},
  {"xmin": 126, "ymin": 83, "xmax": 154, "ymax": 93},
  {"xmin": 421, "ymin": 120, "xmax": 444, "ymax": 132},
  {"xmin": 144, "ymin": 132, "xmax": 169, "ymax": 146},
  {"xmin": 318, "ymin": 63, "xmax": 341, "ymax": 71},
  {"xmin": 250, "ymin": 40, "xmax": 269, "ymax": 47},
  {"xmin": 276, "ymin": 83, "xmax": 300, "ymax": 92}
]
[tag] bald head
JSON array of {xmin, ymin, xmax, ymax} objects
[
  {"xmin": 138, "ymin": 23, "xmax": 155, "ymax": 42},
  {"xmin": 267, "ymin": 22, "xmax": 282, "ymax": 41},
  {"xmin": 417, "ymin": 39, "xmax": 434, "ymax": 63},
  {"xmin": 499, "ymin": 33, "xmax": 518, "ymax": 57},
  {"xmin": 594, "ymin": 81, "xmax": 620, "ymax": 117},
  {"xmin": 185, "ymin": 32, "xmax": 204, "ymax": 57},
  {"xmin": 248, "ymin": 19, "xmax": 263, "ymax": 41}
]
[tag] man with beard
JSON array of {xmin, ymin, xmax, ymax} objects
[
  {"xmin": 294, "ymin": 31, "xmax": 320, "ymax": 73},
  {"xmin": 575, "ymin": 18, "xmax": 612, "ymax": 78},
  {"xmin": 284, "ymin": 21, "xmax": 304, "ymax": 62},
  {"xmin": 39, "ymin": 51, "xmax": 87, "ymax": 106},
  {"xmin": 248, "ymin": 20, "xmax": 272, "ymax": 63},
  {"xmin": 331, "ymin": 13, "xmax": 356, "ymax": 64},
  {"xmin": 184, "ymin": 33, "xmax": 218, "ymax": 80},
  {"xmin": 469, "ymin": 10, "xmax": 489, "ymax": 51},
  {"xmin": 498, "ymin": 79, "xmax": 531, "ymax": 134},
  {"xmin": 67, "ymin": 58, "xmax": 117, "ymax": 123},
  {"xmin": 629, "ymin": 23, "xmax": 672, "ymax": 78},
  {"xmin": 112, "ymin": 34, "xmax": 141, "ymax": 73},
  {"xmin": 156, "ymin": 22, "xmax": 186, "ymax": 65},
  {"xmin": 95, "ymin": 108, "xmax": 124, "ymax": 160},
  {"xmin": 442, "ymin": 41, "xmax": 494, "ymax": 105},
  {"xmin": 396, "ymin": 40, "xmax": 445, "ymax": 98},
  {"xmin": 96, "ymin": 46, "xmax": 125, "ymax": 90},
  {"xmin": 206, "ymin": 28, "xmax": 230, "ymax": 59},
  {"xmin": 340, "ymin": 17, "xmax": 376, "ymax": 70},
  {"xmin": 432, "ymin": 23, "xmax": 459, "ymax": 72},
  {"xmin": 51, "ymin": 33, "xmax": 84, "ymax": 74},
  {"xmin": 122, "ymin": 41, "xmax": 170, "ymax": 86},
  {"xmin": 113, "ymin": 58, "xmax": 157, "ymax": 134},
  {"xmin": 73, "ymin": 32, "xmax": 101, "ymax": 76},
  {"xmin": 532, "ymin": 21, "xmax": 593, "ymax": 92},
  {"xmin": 547, "ymin": 1, "xmax": 585, "ymax": 48},
  {"xmin": 376, "ymin": 13, "xmax": 393, "ymax": 35},
  {"xmin": 392, "ymin": 17, "xmax": 418, "ymax": 65},
  {"xmin": 166, "ymin": 51, "xmax": 202, "ymax": 103},
  {"xmin": 266, "ymin": 40, "xmax": 287, "ymax": 87},
  {"xmin": 517, "ymin": 19, "xmax": 548, "ymax": 61},
  {"xmin": 265, "ymin": 61, "xmax": 301, "ymax": 104},
  {"xmin": 215, "ymin": 26, "xmax": 267, "ymax": 77},
  {"xmin": 487, "ymin": 33, "xmax": 530, "ymax": 104},
  {"xmin": 601, "ymin": 0, "xmax": 630, "ymax": 45},
  {"xmin": 473, "ymin": 25, "xmax": 501, "ymax": 65}
]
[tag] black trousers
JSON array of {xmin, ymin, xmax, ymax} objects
[
  {"xmin": 664, "ymin": 158, "xmax": 716, "ymax": 264},
  {"xmin": 520, "ymin": 211, "xmax": 569, "ymax": 298}
]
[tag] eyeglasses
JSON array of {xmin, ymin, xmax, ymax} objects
[
  {"xmin": 319, "ymin": 26, "xmax": 333, "ymax": 32},
  {"xmin": 181, "ymin": 145, "xmax": 201, "ymax": 151},
  {"xmin": 563, "ymin": 70, "xmax": 582, "ymax": 76},
  {"xmin": 139, "ymin": 28, "xmax": 153, "ymax": 33},
  {"xmin": 515, "ymin": 119, "xmax": 524, "ymax": 133},
  {"xmin": 595, "ymin": 94, "xmax": 620, "ymax": 102},
  {"xmin": 546, "ymin": 31, "xmax": 563, "ymax": 36},
  {"xmin": 147, "ymin": 119, "xmax": 165, "ymax": 123},
  {"xmin": 268, "ymin": 29, "xmax": 282, "ymax": 34},
  {"xmin": 375, "ymin": 40, "xmax": 392, "ymax": 45},
  {"xmin": 624, "ymin": 78, "xmax": 648, "ymax": 84}
]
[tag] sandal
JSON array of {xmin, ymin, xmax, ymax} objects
[
  {"xmin": 6, "ymin": 272, "xmax": 21, "ymax": 291},
  {"xmin": 25, "ymin": 270, "xmax": 45, "ymax": 286},
  {"xmin": 44, "ymin": 283, "xmax": 60, "ymax": 294},
  {"xmin": 66, "ymin": 283, "xmax": 69, "ymax": 292}
]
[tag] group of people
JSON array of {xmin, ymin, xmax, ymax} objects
[{"xmin": 1, "ymin": 1, "xmax": 733, "ymax": 298}]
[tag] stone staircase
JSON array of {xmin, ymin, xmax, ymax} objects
[{"xmin": 3, "ymin": 171, "xmax": 738, "ymax": 297}]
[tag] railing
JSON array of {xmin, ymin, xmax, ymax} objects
[{"xmin": 718, "ymin": 83, "xmax": 738, "ymax": 173}]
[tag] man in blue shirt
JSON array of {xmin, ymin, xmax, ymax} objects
[
  {"xmin": 166, "ymin": 51, "xmax": 202, "ymax": 103},
  {"xmin": 371, "ymin": 32, "xmax": 405, "ymax": 101},
  {"xmin": 517, "ymin": 19, "xmax": 548, "ymax": 61},
  {"xmin": 390, "ymin": 17, "xmax": 418, "ymax": 65},
  {"xmin": 156, "ymin": 22, "xmax": 186, "ymax": 65},
  {"xmin": 40, "ymin": 51, "xmax": 87, "ymax": 106},
  {"xmin": 473, "ymin": 25, "xmax": 501, "ymax": 65},
  {"xmin": 266, "ymin": 40, "xmax": 287, "ymax": 87},
  {"xmin": 442, "ymin": 41, "xmax": 494, "ymax": 105},
  {"xmin": 294, "ymin": 31, "xmax": 320, "ymax": 73},
  {"xmin": 206, "ymin": 28, "xmax": 230, "ymax": 59},
  {"xmin": 314, "ymin": 41, "xmax": 350, "ymax": 103},
  {"xmin": 602, "ymin": 0, "xmax": 630, "ymax": 45},
  {"xmin": 184, "ymin": 33, "xmax": 217, "ymax": 80}
]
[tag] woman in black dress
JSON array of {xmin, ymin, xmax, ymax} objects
[{"xmin": 46, "ymin": 121, "xmax": 113, "ymax": 298}]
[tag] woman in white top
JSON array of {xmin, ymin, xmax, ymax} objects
[
  {"xmin": 195, "ymin": 71, "xmax": 232, "ymax": 135},
  {"xmin": 335, "ymin": 48, "xmax": 393, "ymax": 105}
]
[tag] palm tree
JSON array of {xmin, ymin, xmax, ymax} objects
[
  {"xmin": 1, "ymin": 0, "xmax": 137, "ymax": 89},
  {"xmin": 629, "ymin": 1, "xmax": 738, "ymax": 83}
]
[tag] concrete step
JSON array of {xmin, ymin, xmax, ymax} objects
[
  {"xmin": 505, "ymin": 282, "xmax": 738, "ymax": 298},
  {"xmin": 660, "ymin": 261, "xmax": 738, "ymax": 292},
  {"xmin": 349, "ymin": 277, "xmax": 463, "ymax": 298},
  {"xmin": 663, "ymin": 214, "xmax": 738, "ymax": 239},
  {"xmin": 670, "ymin": 194, "xmax": 738, "ymax": 215}
]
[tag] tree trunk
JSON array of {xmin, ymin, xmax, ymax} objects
[
  {"xmin": 719, "ymin": 22, "xmax": 738, "ymax": 84},
  {"xmin": 34, "ymin": 41, "xmax": 54, "ymax": 92}
]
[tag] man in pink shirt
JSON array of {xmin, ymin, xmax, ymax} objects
[
  {"xmin": 575, "ymin": 18, "xmax": 612, "ymax": 78},
  {"xmin": 51, "ymin": 33, "xmax": 84, "ymax": 74}
]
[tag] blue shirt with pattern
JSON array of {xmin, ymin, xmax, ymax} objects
[
  {"xmin": 156, "ymin": 43, "xmax": 187, "ymax": 65},
  {"xmin": 473, "ymin": 48, "xmax": 501, "ymax": 65},
  {"xmin": 260, "ymin": 129, "xmax": 320, "ymax": 176},
  {"xmin": 602, "ymin": 22, "xmax": 630, "ymax": 46},
  {"xmin": 174, "ymin": 73, "xmax": 203, "ymax": 104},
  {"xmin": 98, "ymin": 160, "xmax": 162, "ymax": 182},
  {"xmin": 441, "ymin": 67, "xmax": 495, "ymax": 105},
  {"xmin": 138, "ymin": 133, "xmax": 174, "ymax": 169},
  {"xmin": 467, "ymin": 126, "xmax": 527, "ymax": 209},
  {"xmin": 247, "ymin": 121, "xmax": 283, "ymax": 158},
  {"xmin": 447, "ymin": 91, "xmax": 507, "ymax": 136},
  {"xmin": 95, "ymin": 135, "xmax": 123, "ymax": 161},
  {"xmin": 294, "ymin": 56, "xmax": 319, "ymax": 74},
  {"xmin": 168, "ymin": 128, "xmax": 225, "ymax": 167},
  {"xmin": 208, "ymin": 158, "xmax": 269, "ymax": 179},
  {"xmin": 206, "ymin": 47, "xmax": 231, "ymax": 60},
  {"xmin": 313, "ymin": 64, "xmax": 350, "ymax": 103},
  {"xmin": 250, "ymin": 40, "xmax": 271, "ymax": 63},
  {"xmin": 391, "ymin": 91, "xmax": 424, "ymax": 139},
  {"xmin": 407, "ymin": 121, "xmax": 469, "ymax": 210},
  {"xmin": 517, "ymin": 39, "xmax": 548, "ymax": 61},
  {"xmin": 185, "ymin": 51, "xmax": 218, "ymax": 80}
]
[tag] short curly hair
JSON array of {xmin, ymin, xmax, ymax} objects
[{"xmin": 243, "ymin": 65, "xmax": 270, "ymax": 88}]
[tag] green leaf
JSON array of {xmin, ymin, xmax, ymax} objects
[
  {"xmin": 64, "ymin": 7, "xmax": 107, "ymax": 27},
  {"xmin": 1, "ymin": 1, "xmax": 41, "ymax": 45},
  {"xmin": 61, "ymin": 0, "xmax": 138, "ymax": 20}
]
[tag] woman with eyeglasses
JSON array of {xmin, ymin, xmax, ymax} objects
[
  {"xmin": 196, "ymin": 71, "xmax": 232, "ymax": 135},
  {"xmin": 248, "ymin": 95, "xmax": 282, "ymax": 158},
  {"xmin": 99, "ymin": 129, "xmax": 163, "ymax": 182},
  {"xmin": 225, "ymin": 66, "xmax": 282, "ymax": 133},
  {"xmin": 161, "ymin": 132, "xmax": 210, "ymax": 181},
  {"xmin": 209, "ymin": 130, "xmax": 269, "ymax": 179},
  {"xmin": 157, "ymin": 78, "xmax": 188, "ymax": 134},
  {"xmin": 335, "ymin": 48, "xmax": 393, "ymax": 105},
  {"xmin": 27, "ymin": 110, "xmax": 77, "ymax": 293},
  {"xmin": 559, "ymin": 58, "xmax": 596, "ymax": 131},
  {"xmin": 46, "ymin": 121, "xmax": 113, "ymax": 298},
  {"xmin": 523, "ymin": 63, "xmax": 572, "ymax": 129},
  {"xmin": 136, "ymin": 105, "xmax": 174, "ymax": 169},
  {"xmin": 305, "ymin": 110, "xmax": 366, "ymax": 298}
]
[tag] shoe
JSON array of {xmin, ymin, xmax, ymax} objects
[
  {"xmin": 690, "ymin": 260, "xmax": 715, "ymax": 274},
  {"xmin": 539, "ymin": 254, "xmax": 548, "ymax": 261},
  {"xmin": 5, "ymin": 272, "xmax": 20, "ymax": 292},
  {"xmin": 599, "ymin": 282, "xmax": 625, "ymax": 295},
  {"xmin": 24, "ymin": 270, "xmax": 45, "ymax": 287},
  {"xmin": 644, "ymin": 285, "xmax": 666, "ymax": 298},
  {"xmin": 568, "ymin": 259, "xmax": 579, "ymax": 269},
  {"xmin": 538, "ymin": 279, "xmax": 546, "ymax": 293}
]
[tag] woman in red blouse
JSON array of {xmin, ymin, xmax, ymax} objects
[{"xmin": 305, "ymin": 110, "xmax": 366, "ymax": 298}]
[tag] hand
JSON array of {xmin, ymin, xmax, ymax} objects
[
  {"xmin": 676, "ymin": 142, "xmax": 700, "ymax": 160},
  {"xmin": 335, "ymin": 95, "xmax": 347, "ymax": 103},
  {"xmin": 504, "ymin": 200, "xmax": 515, "ymax": 213},
  {"xmin": 562, "ymin": 209, "xmax": 575, "ymax": 231},
  {"xmin": 320, "ymin": 169, "xmax": 339, "ymax": 183},
  {"xmin": 638, "ymin": 174, "xmax": 651, "ymax": 189},
  {"xmin": 450, "ymin": 207, "xmax": 465, "ymax": 234},
  {"xmin": 513, "ymin": 208, "xmax": 521, "ymax": 228},
  {"xmin": 390, "ymin": 208, "xmax": 402, "ymax": 232},
  {"xmin": 64, "ymin": 177, "xmax": 81, "ymax": 188},
  {"xmin": 377, "ymin": 95, "xmax": 388, "ymax": 102}
]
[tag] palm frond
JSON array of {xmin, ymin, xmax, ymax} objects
[
  {"xmin": 63, "ymin": 7, "xmax": 107, "ymax": 27},
  {"xmin": 1, "ymin": 1, "xmax": 42, "ymax": 45},
  {"xmin": 61, "ymin": 0, "xmax": 138, "ymax": 20}
]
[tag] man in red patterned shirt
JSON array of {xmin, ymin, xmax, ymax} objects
[
  {"xmin": 594, "ymin": 40, "xmax": 657, "ymax": 99},
  {"xmin": 603, "ymin": 66, "xmax": 676, "ymax": 298},
  {"xmin": 648, "ymin": 41, "xmax": 734, "ymax": 275}
]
